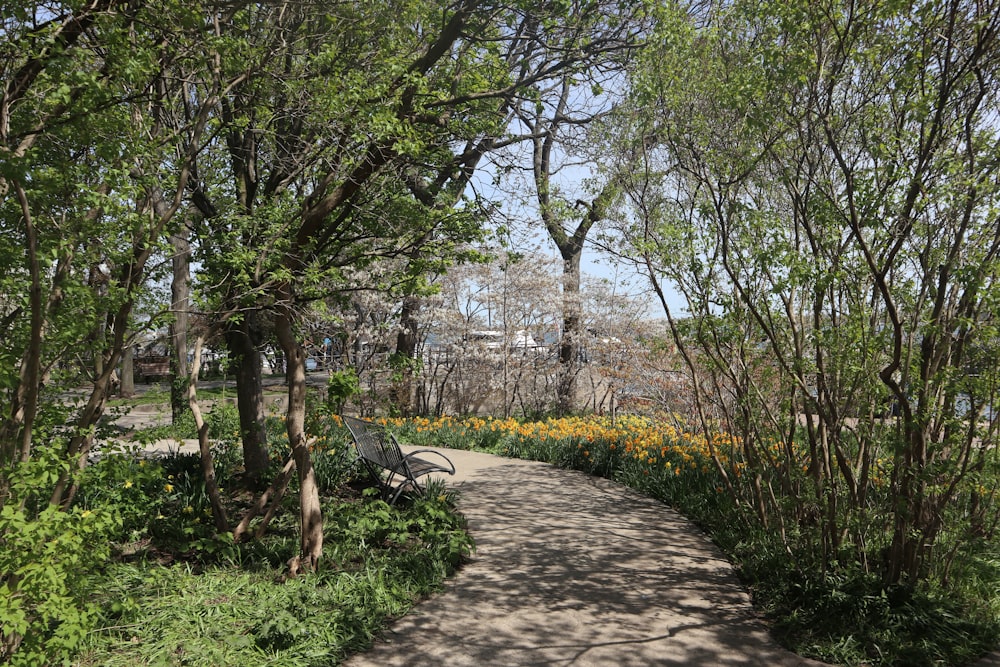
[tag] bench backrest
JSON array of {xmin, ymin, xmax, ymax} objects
[{"xmin": 343, "ymin": 415, "xmax": 404, "ymax": 472}]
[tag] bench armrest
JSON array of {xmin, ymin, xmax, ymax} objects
[{"xmin": 395, "ymin": 449, "xmax": 456, "ymax": 475}]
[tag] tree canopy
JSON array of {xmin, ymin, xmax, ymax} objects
[{"xmin": 1, "ymin": 0, "xmax": 658, "ymax": 569}]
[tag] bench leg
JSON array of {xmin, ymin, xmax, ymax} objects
[{"xmin": 388, "ymin": 479, "xmax": 421, "ymax": 505}]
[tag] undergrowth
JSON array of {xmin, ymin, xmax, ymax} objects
[{"xmin": 75, "ymin": 478, "xmax": 471, "ymax": 666}]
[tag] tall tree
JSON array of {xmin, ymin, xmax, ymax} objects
[
  {"xmin": 0, "ymin": 2, "xmax": 228, "ymax": 657},
  {"xmin": 503, "ymin": 0, "xmax": 650, "ymax": 413},
  {"xmin": 188, "ymin": 0, "xmax": 646, "ymax": 567},
  {"xmin": 0, "ymin": 1, "xmax": 221, "ymax": 494},
  {"xmin": 0, "ymin": 0, "xmax": 124, "ymax": 467}
]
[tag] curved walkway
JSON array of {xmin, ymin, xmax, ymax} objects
[{"xmin": 345, "ymin": 447, "xmax": 827, "ymax": 667}]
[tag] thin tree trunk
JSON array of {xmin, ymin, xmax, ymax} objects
[
  {"xmin": 13, "ymin": 181, "xmax": 43, "ymax": 464},
  {"xmin": 233, "ymin": 455, "xmax": 296, "ymax": 542},
  {"xmin": 275, "ymin": 304, "xmax": 323, "ymax": 571},
  {"xmin": 170, "ymin": 219, "xmax": 191, "ymax": 422},
  {"xmin": 188, "ymin": 337, "xmax": 229, "ymax": 533}
]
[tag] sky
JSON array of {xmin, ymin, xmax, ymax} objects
[{"xmin": 467, "ymin": 149, "xmax": 688, "ymax": 321}]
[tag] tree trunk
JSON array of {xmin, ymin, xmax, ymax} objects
[
  {"xmin": 275, "ymin": 305, "xmax": 323, "ymax": 570},
  {"xmin": 169, "ymin": 221, "xmax": 190, "ymax": 422},
  {"xmin": 188, "ymin": 337, "xmax": 230, "ymax": 533},
  {"xmin": 51, "ymin": 356, "xmax": 120, "ymax": 507},
  {"xmin": 392, "ymin": 295, "xmax": 420, "ymax": 417},
  {"xmin": 119, "ymin": 345, "xmax": 135, "ymax": 398},
  {"xmin": 11, "ymin": 181, "xmax": 44, "ymax": 464},
  {"xmin": 233, "ymin": 455, "xmax": 296, "ymax": 542},
  {"xmin": 226, "ymin": 319, "xmax": 270, "ymax": 487},
  {"xmin": 557, "ymin": 251, "xmax": 583, "ymax": 414}
]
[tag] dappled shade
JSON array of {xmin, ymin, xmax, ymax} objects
[{"xmin": 345, "ymin": 450, "xmax": 825, "ymax": 667}]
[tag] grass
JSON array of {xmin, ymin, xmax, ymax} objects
[
  {"xmin": 65, "ymin": 430, "xmax": 472, "ymax": 667},
  {"xmin": 106, "ymin": 380, "xmax": 283, "ymax": 409},
  {"xmin": 76, "ymin": 487, "xmax": 470, "ymax": 666}
]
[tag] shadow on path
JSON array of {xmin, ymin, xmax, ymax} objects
[{"xmin": 344, "ymin": 449, "xmax": 827, "ymax": 666}]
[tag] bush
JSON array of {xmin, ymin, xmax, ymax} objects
[
  {"xmin": 129, "ymin": 400, "xmax": 241, "ymax": 444},
  {"xmin": 80, "ymin": 442, "xmax": 242, "ymax": 559},
  {"xmin": 326, "ymin": 369, "xmax": 360, "ymax": 414},
  {"xmin": 76, "ymin": 446, "xmax": 168, "ymax": 542},
  {"xmin": 206, "ymin": 401, "xmax": 241, "ymax": 442},
  {"xmin": 0, "ymin": 447, "xmax": 121, "ymax": 665}
]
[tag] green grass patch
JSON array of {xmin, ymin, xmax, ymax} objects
[
  {"xmin": 107, "ymin": 382, "xmax": 283, "ymax": 409},
  {"xmin": 75, "ymin": 480, "xmax": 471, "ymax": 666}
]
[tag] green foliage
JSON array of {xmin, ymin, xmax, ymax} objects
[
  {"xmin": 310, "ymin": 443, "xmax": 355, "ymax": 495},
  {"xmin": 206, "ymin": 401, "xmax": 242, "ymax": 443},
  {"xmin": 621, "ymin": 0, "xmax": 1000, "ymax": 641},
  {"xmin": 393, "ymin": 417, "xmax": 512, "ymax": 453},
  {"xmin": 78, "ymin": 492, "xmax": 472, "ymax": 666},
  {"xmin": 761, "ymin": 569, "xmax": 1000, "ymax": 667},
  {"xmin": 147, "ymin": 447, "xmax": 243, "ymax": 558},
  {"xmin": 0, "ymin": 449, "xmax": 121, "ymax": 665},
  {"xmin": 297, "ymin": 410, "xmax": 356, "ymax": 493},
  {"xmin": 326, "ymin": 369, "xmax": 361, "ymax": 414},
  {"xmin": 79, "ymin": 440, "xmax": 243, "ymax": 559},
  {"xmin": 131, "ymin": 400, "xmax": 243, "ymax": 444},
  {"xmin": 325, "ymin": 481, "xmax": 472, "ymax": 573},
  {"xmin": 75, "ymin": 446, "xmax": 169, "ymax": 542}
]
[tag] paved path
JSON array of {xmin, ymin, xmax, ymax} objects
[
  {"xmin": 107, "ymin": 398, "xmax": 999, "ymax": 666},
  {"xmin": 110, "ymin": 404, "xmax": 998, "ymax": 666},
  {"xmin": 345, "ymin": 447, "xmax": 827, "ymax": 667}
]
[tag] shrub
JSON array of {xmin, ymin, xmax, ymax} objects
[
  {"xmin": 0, "ymin": 447, "xmax": 121, "ymax": 665},
  {"xmin": 326, "ymin": 369, "xmax": 360, "ymax": 414},
  {"xmin": 76, "ymin": 446, "xmax": 168, "ymax": 542}
]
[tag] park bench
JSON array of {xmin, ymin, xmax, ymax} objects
[
  {"xmin": 135, "ymin": 355, "xmax": 171, "ymax": 383},
  {"xmin": 342, "ymin": 415, "xmax": 456, "ymax": 505}
]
